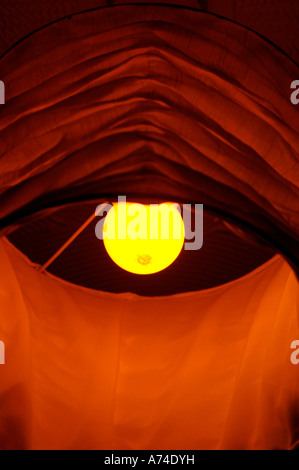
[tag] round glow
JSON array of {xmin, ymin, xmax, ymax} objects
[{"xmin": 103, "ymin": 202, "xmax": 185, "ymax": 275}]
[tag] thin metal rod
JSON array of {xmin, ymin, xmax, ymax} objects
[{"xmin": 39, "ymin": 202, "xmax": 108, "ymax": 273}]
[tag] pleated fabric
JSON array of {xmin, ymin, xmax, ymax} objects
[
  {"xmin": 0, "ymin": 5, "xmax": 298, "ymax": 270},
  {"xmin": 0, "ymin": 4, "xmax": 299, "ymax": 450}
]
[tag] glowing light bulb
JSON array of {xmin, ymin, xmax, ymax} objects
[{"xmin": 103, "ymin": 202, "xmax": 185, "ymax": 275}]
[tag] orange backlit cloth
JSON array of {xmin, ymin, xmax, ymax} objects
[
  {"xmin": 0, "ymin": 238, "xmax": 298, "ymax": 450},
  {"xmin": 0, "ymin": 4, "xmax": 299, "ymax": 451}
]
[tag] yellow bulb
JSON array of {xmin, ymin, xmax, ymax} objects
[{"xmin": 103, "ymin": 202, "xmax": 185, "ymax": 275}]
